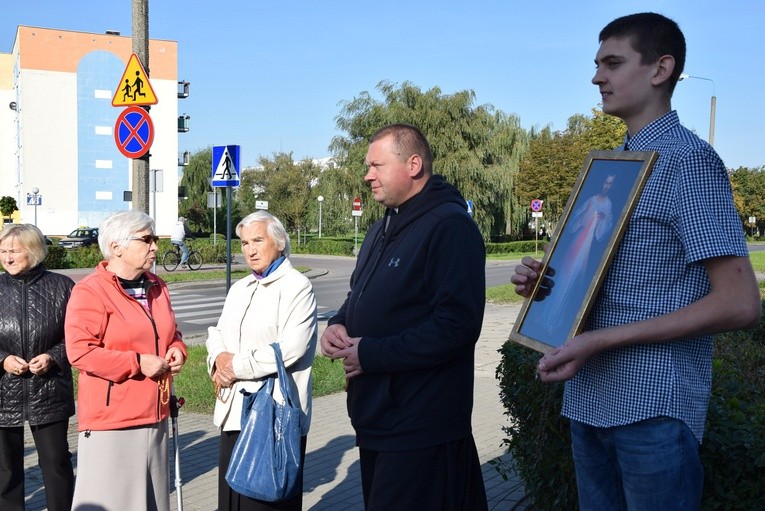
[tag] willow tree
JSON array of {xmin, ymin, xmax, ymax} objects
[
  {"xmin": 178, "ymin": 147, "xmax": 214, "ymax": 232},
  {"xmin": 329, "ymin": 80, "xmax": 528, "ymax": 239}
]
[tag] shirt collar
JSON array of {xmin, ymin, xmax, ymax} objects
[{"xmin": 622, "ymin": 110, "xmax": 679, "ymax": 151}]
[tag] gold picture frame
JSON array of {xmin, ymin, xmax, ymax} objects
[{"xmin": 510, "ymin": 150, "xmax": 658, "ymax": 353}]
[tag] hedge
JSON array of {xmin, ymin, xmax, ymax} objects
[{"xmin": 495, "ymin": 301, "xmax": 765, "ymax": 509}]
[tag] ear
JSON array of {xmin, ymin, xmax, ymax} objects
[
  {"xmin": 407, "ymin": 154, "xmax": 424, "ymax": 178},
  {"xmin": 111, "ymin": 241, "xmax": 123, "ymax": 257},
  {"xmin": 651, "ymin": 55, "xmax": 675, "ymax": 87}
]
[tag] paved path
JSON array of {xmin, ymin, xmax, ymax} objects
[{"xmin": 25, "ymin": 267, "xmax": 529, "ymax": 510}]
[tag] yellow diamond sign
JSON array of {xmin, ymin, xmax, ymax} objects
[{"xmin": 112, "ymin": 54, "xmax": 158, "ymax": 107}]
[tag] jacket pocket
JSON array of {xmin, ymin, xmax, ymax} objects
[
  {"xmin": 347, "ymin": 373, "xmax": 396, "ymax": 431},
  {"xmin": 106, "ymin": 381, "xmax": 113, "ymax": 407}
]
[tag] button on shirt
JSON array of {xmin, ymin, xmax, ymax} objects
[{"xmin": 562, "ymin": 111, "xmax": 748, "ymax": 442}]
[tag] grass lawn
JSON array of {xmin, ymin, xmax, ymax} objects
[{"xmin": 171, "ymin": 346, "xmax": 346, "ymax": 414}]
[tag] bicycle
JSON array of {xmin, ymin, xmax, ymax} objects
[{"xmin": 162, "ymin": 239, "xmax": 203, "ymax": 271}]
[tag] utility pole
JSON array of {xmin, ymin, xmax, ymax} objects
[{"xmin": 132, "ymin": 0, "xmax": 150, "ymax": 213}]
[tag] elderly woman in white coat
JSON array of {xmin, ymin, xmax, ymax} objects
[{"xmin": 207, "ymin": 211, "xmax": 317, "ymax": 511}]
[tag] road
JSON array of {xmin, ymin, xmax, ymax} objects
[{"xmin": 171, "ymin": 255, "xmax": 517, "ymax": 340}]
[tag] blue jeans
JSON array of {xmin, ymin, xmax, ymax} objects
[
  {"xmin": 570, "ymin": 417, "xmax": 703, "ymax": 510},
  {"xmin": 172, "ymin": 239, "xmax": 189, "ymax": 264}
]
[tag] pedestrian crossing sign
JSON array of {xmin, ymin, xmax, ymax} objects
[
  {"xmin": 112, "ymin": 54, "xmax": 158, "ymax": 107},
  {"xmin": 212, "ymin": 145, "xmax": 241, "ymax": 187}
]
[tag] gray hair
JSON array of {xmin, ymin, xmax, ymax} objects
[
  {"xmin": 98, "ymin": 210, "xmax": 155, "ymax": 259},
  {"xmin": 236, "ymin": 211, "xmax": 291, "ymax": 257},
  {"xmin": 0, "ymin": 223, "xmax": 48, "ymax": 268}
]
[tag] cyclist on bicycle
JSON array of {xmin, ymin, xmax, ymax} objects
[{"xmin": 170, "ymin": 217, "xmax": 192, "ymax": 268}]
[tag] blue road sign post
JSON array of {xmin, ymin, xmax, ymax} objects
[{"xmin": 212, "ymin": 145, "xmax": 241, "ymax": 291}]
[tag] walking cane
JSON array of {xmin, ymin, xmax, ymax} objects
[{"xmin": 170, "ymin": 386, "xmax": 185, "ymax": 511}]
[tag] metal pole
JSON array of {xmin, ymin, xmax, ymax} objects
[
  {"xmin": 131, "ymin": 0, "xmax": 150, "ymax": 213},
  {"xmin": 317, "ymin": 197, "xmax": 323, "ymax": 238},
  {"xmin": 709, "ymin": 95, "xmax": 716, "ymax": 147},
  {"xmin": 32, "ymin": 187, "xmax": 39, "ymax": 226},
  {"xmin": 226, "ymin": 186, "xmax": 232, "ymax": 292},
  {"xmin": 170, "ymin": 385, "xmax": 185, "ymax": 511}
]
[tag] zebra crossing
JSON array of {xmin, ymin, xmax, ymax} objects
[
  {"xmin": 169, "ymin": 286, "xmax": 227, "ymax": 335},
  {"xmin": 168, "ymin": 284, "xmax": 336, "ymax": 339}
]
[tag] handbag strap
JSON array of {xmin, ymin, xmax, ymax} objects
[{"xmin": 270, "ymin": 343, "xmax": 296, "ymax": 408}]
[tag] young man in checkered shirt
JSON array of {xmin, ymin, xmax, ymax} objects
[{"xmin": 512, "ymin": 12, "xmax": 760, "ymax": 510}]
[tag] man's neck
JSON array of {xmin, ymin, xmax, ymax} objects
[{"xmin": 624, "ymin": 101, "xmax": 672, "ymax": 136}]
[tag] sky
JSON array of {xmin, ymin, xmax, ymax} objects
[{"xmin": 3, "ymin": 1, "xmax": 764, "ymax": 170}]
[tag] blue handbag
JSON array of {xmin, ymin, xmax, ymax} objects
[{"xmin": 225, "ymin": 343, "xmax": 302, "ymax": 502}]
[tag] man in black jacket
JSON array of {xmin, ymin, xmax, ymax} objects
[{"xmin": 321, "ymin": 123, "xmax": 487, "ymax": 510}]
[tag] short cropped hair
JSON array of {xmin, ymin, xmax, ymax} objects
[
  {"xmin": 98, "ymin": 210, "xmax": 155, "ymax": 260},
  {"xmin": 0, "ymin": 224, "xmax": 48, "ymax": 268},
  {"xmin": 236, "ymin": 211, "xmax": 291, "ymax": 257},
  {"xmin": 370, "ymin": 123, "xmax": 433, "ymax": 175},
  {"xmin": 599, "ymin": 12, "xmax": 686, "ymax": 93}
]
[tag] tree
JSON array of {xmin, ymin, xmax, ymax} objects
[
  {"xmin": 311, "ymin": 161, "xmax": 365, "ymax": 236},
  {"xmin": 179, "ymin": 148, "xmax": 214, "ymax": 233},
  {"xmin": 244, "ymin": 152, "xmax": 321, "ymax": 237},
  {"xmin": 729, "ymin": 166, "xmax": 765, "ymax": 235},
  {"xmin": 516, "ymin": 109, "xmax": 626, "ymax": 234},
  {"xmin": 330, "ymin": 80, "xmax": 528, "ymax": 239},
  {"xmin": 0, "ymin": 196, "xmax": 18, "ymax": 222}
]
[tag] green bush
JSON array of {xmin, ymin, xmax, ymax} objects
[
  {"xmin": 495, "ymin": 301, "xmax": 765, "ymax": 510},
  {"xmin": 294, "ymin": 238, "xmax": 354, "ymax": 256},
  {"xmin": 700, "ymin": 310, "xmax": 765, "ymax": 509},
  {"xmin": 44, "ymin": 245, "xmax": 70, "ymax": 269},
  {"xmin": 64, "ymin": 245, "xmax": 103, "ymax": 269},
  {"xmin": 193, "ymin": 237, "xmax": 230, "ymax": 263},
  {"xmin": 495, "ymin": 342, "xmax": 577, "ymax": 509},
  {"xmin": 486, "ymin": 240, "xmax": 543, "ymax": 254}
]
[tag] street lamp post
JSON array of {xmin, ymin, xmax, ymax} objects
[
  {"xmin": 31, "ymin": 187, "xmax": 39, "ymax": 226},
  {"xmin": 317, "ymin": 196, "xmax": 324, "ymax": 238},
  {"xmin": 679, "ymin": 73, "xmax": 716, "ymax": 146}
]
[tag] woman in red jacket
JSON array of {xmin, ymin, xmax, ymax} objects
[{"xmin": 66, "ymin": 210, "xmax": 187, "ymax": 511}]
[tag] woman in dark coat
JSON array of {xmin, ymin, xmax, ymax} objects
[{"xmin": 0, "ymin": 224, "xmax": 75, "ymax": 511}]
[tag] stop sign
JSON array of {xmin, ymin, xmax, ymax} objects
[{"xmin": 353, "ymin": 197, "xmax": 362, "ymax": 211}]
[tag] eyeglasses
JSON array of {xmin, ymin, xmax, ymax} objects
[{"xmin": 128, "ymin": 235, "xmax": 159, "ymax": 245}]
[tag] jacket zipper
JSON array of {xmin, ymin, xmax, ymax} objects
[
  {"xmin": 136, "ymin": 282, "xmax": 162, "ymax": 420},
  {"xmin": 354, "ymin": 227, "xmax": 388, "ymax": 306},
  {"xmin": 20, "ymin": 280, "xmax": 28, "ymax": 423}
]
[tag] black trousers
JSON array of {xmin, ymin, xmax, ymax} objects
[
  {"xmin": 359, "ymin": 435, "xmax": 488, "ymax": 511},
  {"xmin": 218, "ymin": 430, "xmax": 307, "ymax": 511},
  {"xmin": 0, "ymin": 420, "xmax": 74, "ymax": 511}
]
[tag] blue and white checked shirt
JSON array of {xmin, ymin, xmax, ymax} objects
[{"xmin": 562, "ymin": 111, "xmax": 748, "ymax": 442}]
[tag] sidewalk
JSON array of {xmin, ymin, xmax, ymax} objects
[{"xmin": 24, "ymin": 286, "xmax": 528, "ymax": 509}]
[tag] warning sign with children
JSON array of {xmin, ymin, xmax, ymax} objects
[{"xmin": 112, "ymin": 54, "xmax": 158, "ymax": 107}]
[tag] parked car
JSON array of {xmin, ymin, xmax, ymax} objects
[{"xmin": 58, "ymin": 227, "xmax": 99, "ymax": 249}]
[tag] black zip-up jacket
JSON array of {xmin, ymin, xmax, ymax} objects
[
  {"xmin": 0, "ymin": 265, "xmax": 75, "ymax": 426},
  {"xmin": 329, "ymin": 175, "xmax": 486, "ymax": 450}
]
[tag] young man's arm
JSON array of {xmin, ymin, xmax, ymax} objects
[{"xmin": 537, "ymin": 255, "xmax": 761, "ymax": 382}]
